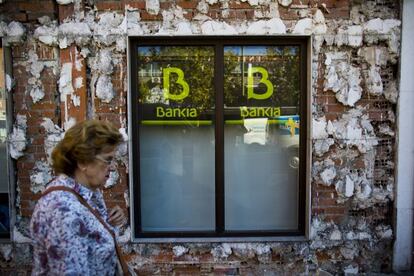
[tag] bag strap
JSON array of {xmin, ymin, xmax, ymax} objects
[{"xmin": 41, "ymin": 186, "xmax": 130, "ymax": 276}]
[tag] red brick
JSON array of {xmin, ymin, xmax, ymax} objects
[
  {"xmin": 229, "ymin": 1, "xmax": 251, "ymax": 9},
  {"xmin": 124, "ymin": 0, "xmax": 145, "ymax": 10},
  {"xmin": 176, "ymin": 0, "xmax": 198, "ymax": 9},
  {"xmin": 140, "ymin": 11, "xmax": 162, "ymax": 20},
  {"xmin": 96, "ymin": 1, "xmax": 123, "ymax": 11},
  {"xmin": 9, "ymin": 12, "xmax": 28, "ymax": 22}
]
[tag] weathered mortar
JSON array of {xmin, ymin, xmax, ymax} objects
[{"xmin": 0, "ymin": 0, "xmax": 400, "ymax": 274}]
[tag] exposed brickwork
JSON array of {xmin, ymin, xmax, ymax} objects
[{"xmin": 0, "ymin": 0, "xmax": 401, "ymax": 274}]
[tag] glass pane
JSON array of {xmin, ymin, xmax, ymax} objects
[
  {"xmin": 224, "ymin": 46, "xmax": 301, "ymax": 231},
  {"xmin": 0, "ymin": 46, "xmax": 10, "ymax": 237},
  {"xmin": 138, "ymin": 46, "xmax": 215, "ymax": 231}
]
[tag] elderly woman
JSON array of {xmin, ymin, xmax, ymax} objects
[{"xmin": 30, "ymin": 120, "xmax": 127, "ymax": 275}]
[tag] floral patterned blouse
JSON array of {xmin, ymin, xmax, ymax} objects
[{"xmin": 30, "ymin": 175, "xmax": 117, "ymax": 275}]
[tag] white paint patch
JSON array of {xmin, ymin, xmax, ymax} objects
[
  {"xmin": 56, "ymin": 0, "xmax": 74, "ymax": 4},
  {"xmin": 335, "ymin": 25, "xmax": 363, "ymax": 47},
  {"xmin": 34, "ymin": 25, "xmax": 58, "ymax": 46},
  {"xmin": 292, "ymin": 18, "xmax": 312, "ymax": 35},
  {"xmin": 211, "ymin": 243, "xmax": 232, "ymax": 259},
  {"xmin": 320, "ymin": 167, "xmax": 336, "ymax": 186},
  {"xmin": 6, "ymin": 74, "xmax": 13, "ymax": 92},
  {"xmin": 30, "ymin": 87, "xmax": 45, "ymax": 104},
  {"xmin": 376, "ymin": 225, "xmax": 393, "ymax": 240},
  {"xmin": 59, "ymin": 62, "xmax": 74, "ymax": 100},
  {"xmin": 4, "ymin": 21, "xmax": 25, "ymax": 44},
  {"xmin": 201, "ymin": 21, "xmax": 237, "ymax": 35},
  {"xmin": 93, "ymin": 12, "xmax": 125, "ymax": 47},
  {"xmin": 365, "ymin": 66, "xmax": 383, "ymax": 96},
  {"xmin": 104, "ymin": 170, "xmax": 119, "ymax": 189},
  {"xmin": 58, "ymin": 22, "xmax": 91, "ymax": 48},
  {"xmin": 173, "ymin": 245, "xmax": 188, "ymax": 257},
  {"xmin": 330, "ymin": 108, "xmax": 378, "ymax": 153},
  {"xmin": 9, "ymin": 115, "xmax": 27, "ymax": 159},
  {"xmin": 246, "ymin": 18, "xmax": 286, "ymax": 34},
  {"xmin": 146, "ymin": 0, "xmax": 160, "ymax": 15},
  {"xmin": 0, "ymin": 244, "xmax": 12, "ymax": 261},
  {"xmin": 313, "ymin": 117, "xmax": 328, "ymax": 139},
  {"xmin": 74, "ymin": 77, "xmax": 83, "ymax": 89},
  {"xmin": 96, "ymin": 75, "xmax": 114, "ymax": 103},
  {"xmin": 343, "ymin": 265, "xmax": 359, "ymax": 275},
  {"xmin": 126, "ymin": 12, "xmax": 144, "ymax": 36},
  {"xmin": 314, "ymin": 138, "xmax": 335, "ymax": 157},
  {"xmin": 30, "ymin": 161, "xmax": 53, "ymax": 194},
  {"xmin": 41, "ymin": 118, "xmax": 64, "ymax": 160},
  {"xmin": 197, "ymin": 1, "xmax": 209, "ymax": 14},
  {"xmin": 330, "ymin": 229, "xmax": 342, "ymax": 240},
  {"xmin": 384, "ymin": 80, "xmax": 398, "ymax": 103},
  {"xmin": 324, "ymin": 52, "xmax": 362, "ymax": 107},
  {"xmin": 13, "ymin": 227, "xmax": 32, "ymax": 243},
  {"xmin": 345, "ymin": 175, "xmax": 355, "ymax": 197},
  {"xmin": 278, "ymin": 0, "xmax": 292, "ymax": 7},
  {"xmin": 63, "ymin": 117, "xmax": 76, "ymax": 131},
  {"xmin": 91, "ymin": 49, "xmax": 113, "ymax": 75}
]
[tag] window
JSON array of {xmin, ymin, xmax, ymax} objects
[{"xmin": 130, "ymin": 37, "xmax": 308, "ymax": 238}]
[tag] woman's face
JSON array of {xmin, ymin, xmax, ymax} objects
[{"xmin": 81, "ymin": 146, "xmax": 117, "ymax": 190}]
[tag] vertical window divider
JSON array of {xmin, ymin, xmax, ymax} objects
[{"xmin": 215, "ymin": 43, "xmax": 225, "ymax": 233}]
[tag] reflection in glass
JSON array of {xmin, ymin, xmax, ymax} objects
[
  {"xmin": 224, "ymin": 46, "xmax": 300, "ymax": 231},
  {"xmin": 138, "ymin": 46, "xmax": 215, "ymax": 231}
]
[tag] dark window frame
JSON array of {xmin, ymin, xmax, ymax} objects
[{"xmin": 130, "ymin": 36, "xmax": 308, "ymax": 238}]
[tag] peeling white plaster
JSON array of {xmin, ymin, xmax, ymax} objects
[
  {"xmin": 91, "ymin": 49, "xmax": 113, "ymax": 75},
  {"xmin": 345, "ymin": 175, "xmax": 355, "ymax": 197},
  {"xmin": 365, "ymin": 66, "xmax": 383, "ymax": 96},
  {"xmin": 30, "ymin": 87, "xmax": 45, "ymax": 104},
  {"xmin": 201, "ymin": 20, "xmax": 237, "ymax": 35},
  {"xmin": 41, "ymin": 118, "xmax": 64, "ymax": 160},
  {"xmin": 314, "ymin": 139, "xmax": 335, "ymax": 157},
  {"xmin": 6, "ymin": 74, "xmax": 13, "ymax": 92},
  {"xmin": 330, "ymin": 108, "xmax": 378, "ymax": 153},
  {"xmin": 63, "ymin": 117, "xmax": 76, "ymax": 131},
  {"xmin": 211, "ymin": 243, "xmax": 232, "ymax": 259},
  {"xmin": 9, "ymin": 115, "xmax": 27, "ymax": 159},
  {"xmin": 278, "ymin": 0, "xmax": 292, "ymax": 7},
  {"xmin": 30, "ymin": 161, "xmax": 53, "ymax": 194},
  {"xmin": 0, "ymin": 244, "xmax": 12, "ymax": 261},
  {"xmin": 197, "ymin": 1, "xmax": 209, "ymax": 14},
  {"xmin": 379, "ymin": 124, "xmax": 394, "ymax": 136},
  {"xmin": 376, "ymin": 225, "xmax": 393, "ymax": 240},
  {"xmin": 126, "ymin": 12, "xmax": 144, "ymax": 36},
  {"xmin": 330, "ymin": 229, "xmax": 342, "ymax": 240},
  {"xmin": 13, "ymin": 227, "xmax": 32, "ymax": 243},
  {"xmin": 335, "ymin": 25, "xmax": 363, "ymax": 47},
  {"xmin": 313, "ymin": 117, "xmax": 329, "ymax": 139},
  {"xmin": 358, "ymin": 46, "xmax": 388, "ymax": 67},
  {"xmin": 34, "ymin": 25, "xmax": 58, "ymax": 46},
  {"xmin": 206, "ymin": 0, "xmax": 218, "ymax": 5},
  {"xmin": 364, "ymin": 18, "xmax": 401, "ymax": 35},
  {"xmin": 324, "ymin": 52, "xmax": 362, "ymax": 107},
  {"xmin": 59, "ymin": 62, "xmax": 74, "ymax": 100},
  {"xmin": 384, "ymin": 80, "xmax": 398, "ymax": 103},
  {"xmin": 56, "ymin": 0, "xmax": 74, "ymax": 4},
  {"xmin": 292, "ymin": 18, "xmax": 313, "ymax": 35},
  {"xmin": 146, "ymin": 0, "xmax": 160, "ymax": 15},
  {"xmin": 320, "ymin": 167, "xmax": 337, "ymax": 186},
  {"xmin": 344, "ymin": 265, "xmax": 359, "ymax": 275},
  {"xmin": 4, "ymin": 21, "xmax": 26, "ymax": 44},
  {"xmin": 96, "ymin": 75, "xmax": 114, "ymax": 103},
  {"xmin": 59, "ymin": 22, "xmax": 91, "ymax": 48},
  {"xmin": 118, "ymin": 227, "xmax": 131, "ymax": 245},
  {"xmin": 93, "ymin": 12, "xmax": 125, "ymax": 46},
  {"xmin": 173, "ymin": 245, "xmax": 188, "ymax": 257},
  {"xmin": 246, "ymin": 18, "xmax": 286, "ymax": 35},
  {"xmin": 104, "ymin": 170, "xmax": 119, "ymax": 189},
  {"xmin": 74, "ymin": 77, "xmax": 83, "ymax": 89}
]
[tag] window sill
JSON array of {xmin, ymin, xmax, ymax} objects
[{"xmin": 131, "ymin": 236, "xmax": 308, "ymax": 243}]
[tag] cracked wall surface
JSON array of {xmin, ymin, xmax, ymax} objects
[{"xmin": 0, "ymin": 0, "xmax": 401, "ymax": 274}]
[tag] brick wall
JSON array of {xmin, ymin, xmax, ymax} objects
[{"xmin": 0, "ymin": 0, "xmax": 400, "ymax": 274}]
